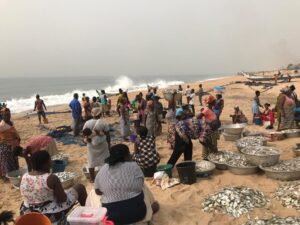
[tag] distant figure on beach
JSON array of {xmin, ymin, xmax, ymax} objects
[
  {"xmin": 189, "ymin": 89, "xmax": 195, "ymax": 116},
  {"xmin": 185, "ymin": 85, "xmax": 191, "ymax": 104},
  {"xmin": 213, "ymin": 94, "xmax": 224, "ymax": 120},
  {"xmin": 0, "ymin": 108, "xmax": 20, "ymax": 180},
  {"xmin": 119, "ymin": 97, "xmax": 131, "ymax": 141},
  {"xmin": 197, "ymin": 84, "xmax": 204, "ymax": 106},
  {"xmin": 91, "ymin": 96, "xmax": 101, "ymax": 109},
  {"xmin": 69, "ymin": 93, "xmax": 82, "ymax": 136},
  {"xmin": 252, "ymin": 90, "xmax": 263, "ymax": 123},
  {"xmin": 144, "ymin": 100, "xmax": 158, "ymax": 137},
  {"xmin": 99, "ymin": 90, "xmax": 109, "ymax": 117},
  {"xmin": 20, "ymin": 151, "xmax": 87, "ymax": 223},
  {"xmin": 82, "ymin": 97, "xmax": 92, "ymax": 121},
  {"xmin": 14, "ymin": 135, "xmax": 58, "ymax": 171},
  {"xmin": 34, "ymin": 94, "xmax": 47, "ymax": 124},
  {"xmin": 177, "ymin": 85, "xmax": 183, "ymax": 106}
]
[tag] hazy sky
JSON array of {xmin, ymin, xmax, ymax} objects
[{"xmin": 1, "ymin": 0, "xmax": 300, "ymax": 78}]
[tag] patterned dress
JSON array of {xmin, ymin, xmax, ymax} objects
[
  {"xmin": 20, "ymin": 173, "xmax": 77, "ymax": 216},
  {"xmin": 133, "ymin": 136, "xmax": 160, "ymax": 169}
]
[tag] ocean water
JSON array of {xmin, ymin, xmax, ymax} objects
[{"xmin": 0, "ymin": 74, "xmax": 226, "ymax": 113}]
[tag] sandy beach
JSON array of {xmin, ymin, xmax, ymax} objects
[{"xmin": 1, "ymin": 74, "xmax": 300, "ymax": 225}]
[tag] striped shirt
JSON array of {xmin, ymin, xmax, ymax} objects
[{"xmin": 94, "ymin": 162, "xmax": 144, "ymax": 204}]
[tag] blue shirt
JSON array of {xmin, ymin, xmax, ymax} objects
[{"xmin": 69, "ymin": 99, "xmax": 82, "ymax": 119}]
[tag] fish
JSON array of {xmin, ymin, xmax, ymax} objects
[
  {"xmin": 236, "ymin": 136, "xmax": 266, "ymax": 150},
  {"xmin": 227, "ymin": 154, "xmax": 255, "ymax": 167},
  {"xmin": 275, "ymin": 181, "xmax": 300, "ymax": 210},
  {"xmin": 243, "ymin": 216, "xmax": 300, "ymax": 225},
  {"xmin": 262, "ymin": 158, "xmax": 300, "ymax": 172},
  {"xmin": 54, "ymin": 171, "xmax": 76, "ymax": 182},
  {"xmin": 202, "ymin": 186, "xmax": 268, "ymax": 217}
]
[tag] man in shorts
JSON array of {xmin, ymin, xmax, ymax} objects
[{"xmin": 34, "ymin": 94, "xmax": 47, "ymax": 124}]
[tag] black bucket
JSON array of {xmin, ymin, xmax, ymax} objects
[{"xmin": 176, "ymin": 161, "xmax": 196, "ymax": 185}]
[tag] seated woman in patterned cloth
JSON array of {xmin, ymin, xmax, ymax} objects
[
  {"xmin": 94, "ymin": 144, "xmax": 159, "ymax": 225},
  {"xmin": 13, "ymin": 135, "xmax": 58, "ymax": 171},
  {"xmin": 20, "ymin": 151, "xmax": 87, "ymax": 223},
  {"xmin": 133, "ymin": 126, "xmax": 160, "ymax": 177}
]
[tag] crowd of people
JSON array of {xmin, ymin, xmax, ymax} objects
[{"xmin": 1, "ymin": 80, "xmax": 300, "ymax": 225}]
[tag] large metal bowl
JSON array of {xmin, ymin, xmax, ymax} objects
[
  {"xmin": 194, "ymin": 160, "xmax": 216, "ymax": 176},
  {"xmin": 236, "ymin": 136, "xmax": 267, "ymax": 151},
  {"xmin": 222, "ymin": 123, "xmax": 247, "ymax": 135},
  {"xmin": 294, "ymin": 144, "xmax": 300, "ymax": 157},
  {"xmin": 282, "ymin": 129, "xmax": 300, "ymax": 138},
  {"xmin": 240, "ymin": 146, "xmax": 280, "ymax": 166},
  {"xmin": 6, "ymin": 168, "xmax": 27, "ymax": 189},
  {"xmin": 223, "ymin": 132, "xmax": 241, "ymax": 141},
  {"xmin": 227, "ymin": 164, "xmax": 259, "ymax": 175},
  {"xmin": 259, "ymin": 165, "xmax": 300, "ymax": 181}
]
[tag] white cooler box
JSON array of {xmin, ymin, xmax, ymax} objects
[{"xmin": 67, "ymin": 207, "xmax": 107, "ymax": 225}]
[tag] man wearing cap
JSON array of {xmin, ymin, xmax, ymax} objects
[{"xmin": 82, "ymin": 107, "xmax": 111, "ymax": 182}]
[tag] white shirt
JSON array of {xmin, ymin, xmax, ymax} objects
[{"xmin": 189, "ymin": 93, "xmax": 195, "ymax": 105}]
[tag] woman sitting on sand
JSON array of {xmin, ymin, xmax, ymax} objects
[
  {"xmin": 14, "ymin": 135, "xmax": 58, "ymax": 171},
  {"xmin": 260, "ymin": 103, "xmax": 275, "ymax": 129},
  {"xmin": 0, "ymin": 108, "xmax": 20, "ymax": 180},
  {"xmin": 133, "ymin": 126, "xmax": 160, "ymax": 177},
  {"xmin": 82, "ymin": 107, "xmax": 110, "ymax": 182},
  {"xmin": 230, "ymin": 106, "xmax": 248, "ymax": 124},
  {"xmin": 20, "ymin": 151, "xmax": 87, "ymax": 223},
  {"xmin": 94, "ymin": 144, "xmax": 159, "ymax": 225}
]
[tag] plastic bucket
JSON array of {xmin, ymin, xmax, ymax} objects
[
  {"xmin": 52, "ymin": 160, "xmax": 67, "ymax": 173},
  {"xmin": 15, "ymin": 212, "xmax": 51, "ymax": 225},
  {"xmin": 254, "ymin": 117, "xmax": 262, "ymax": 125},
  {"xmin": 157, "ymin": 164, "xmax": 173, "ymax": 178},
  {"xmin": 176, "ymin": 161, "xmax": 196, "ymax": 185}
]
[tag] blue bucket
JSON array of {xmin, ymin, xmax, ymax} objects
[
  {"xmin": 52, "ymin": 160, "xmax": 67, "ymax": 173},
  {"xmin": 254, "ymin": 117, "xmax": 262, "ymax": 125}
]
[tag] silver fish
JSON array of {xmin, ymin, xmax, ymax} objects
[
  {"xmin": 202, "ymin": 186, "xmax": 268, "ymax": 217},
  {"xmin": 275, "ymin": 181, "xmax": 300, "ymax": 210},
  {"xmin": 243, "ymin": 216, "xmax": 300, "ymax": 225},
  {"xmin": 236, "ymin": 136, "xmax": 266, "ymax": 150},
  {"xmin": 54, "ymin": 171, "xmax": 76, "ymax": 182},
  {"xmin": 263, "ymin": 158, "xmax": 300, "ymax": 172}
]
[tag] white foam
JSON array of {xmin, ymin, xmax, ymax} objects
[{"xmin": 6, "ymin": 76, "xmax": 184, "ymax": 113}]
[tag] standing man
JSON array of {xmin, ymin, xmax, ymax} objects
[
  {"xmin": 189, "ymin": 89, "xmax": 196, "ymax": 116},
  {"xmin": 100, "ymin": 90, "xmax": 108, "ymax": 117},
  {"xmin": 69, "ymin": 93, "xmax": 82, "ymax": 136},
  {"xmin": 185, "ymin": 85, "xmax": 191, "ymax": 104},
  {"xmin": 34, "ymin": 94, "xmax": 47, "ymax": 124},
  {"xmin": 197, "ymin": 84, "xmax": 204, "ymax": 106}
]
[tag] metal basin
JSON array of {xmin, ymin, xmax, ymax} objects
[
  {"xmin": 259, "ymin": 165, "xmax": 300, "ymax": 181},
  {"xmin": 6, "ymin": 168, "xmax": 27, "ymax": 189},
  {"xmin": 222, "ymin": 123, "xmax": 247, "ymax": 135},
  {"xmin": 223, "ymin": 132, "xmax": 241, "ymax": 141},
  {"xmin": 194, "ymin": 160, "xmax": 216, "ymax": 176},
  {"xmin": 240, "ymin": 146, "xmax": 280, "ymax": 166},
  {"xmin": 227, "ymin": 164, "xmax": 259, "ymax": 175}
]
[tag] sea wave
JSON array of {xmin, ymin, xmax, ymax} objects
[{"xmin": 5, "ymin": 76, "xmax": 184, "ymax": 113}]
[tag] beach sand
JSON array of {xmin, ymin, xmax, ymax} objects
[{"xmin": 1, "ymin": 75, "xmax": 300, "ymax": 225}]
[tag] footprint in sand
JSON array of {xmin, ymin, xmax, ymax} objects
[{"xmin": 170, "ymin": 187, "xmax": 203, "ymax": 202}]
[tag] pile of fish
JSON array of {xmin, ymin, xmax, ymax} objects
[
  {"xmin": 275, "ymin": 181, "xmax": 300, "ymax": 210},
  {"xmin": 243, "ymin": 217, "xmax": 300, "ymax": 225},
  {"xmin": 202, "ymin": 186, "xmax": 268, "ymax": 217},
  {"xmin": 242, "ymin": 146, "xmax": 279, "ymax": 156},
  {"xmin": 208, "ymin": 151, "xmax": 235, "ymax": 164},
  {"xmin": 262, "ymin": 157, "xmax": 300, "ymax": 172},
  {"xmin": 54, "ymin": 172, "xmax": 76, "ymax": 182},
  {"xmin": 227, "ymin": 154, "xmax": 254, "ymax": 167},
  {"xmin": 236, "ymin": 136, "xmax": 265, "ymax": 150},
  {"xmin": 195, "ymin": 161, "xmax": 214, "ymax": 171}
]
